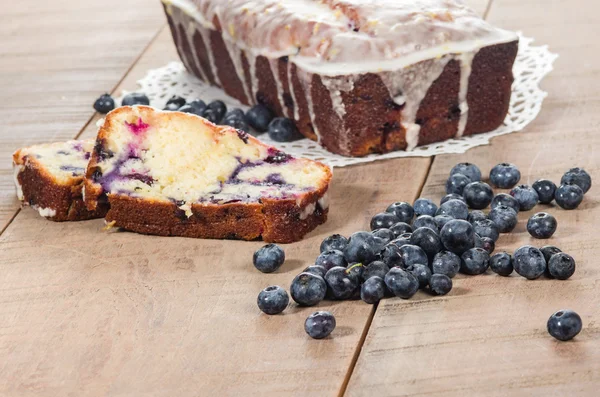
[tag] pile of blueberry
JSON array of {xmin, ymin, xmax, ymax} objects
[
  {"xmin": 93, "ymin": 92, "xmax": 304, "ymax": 142},
  {"xmin": 254, "ymin": 162, "xmax": 591, "ymax": 341}
]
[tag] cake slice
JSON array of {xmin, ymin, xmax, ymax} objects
[
  {"xmin": 13, "ymin": 140, "xmax": 108, "ymax": 221},
  {"xmin": 84, "ymin": 106, "xmax": 332, "ymax": 243}
]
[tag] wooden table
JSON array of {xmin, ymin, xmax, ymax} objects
[{"xmin": 1, "ymin": 1, "xmax": 598, "ymax": 395}]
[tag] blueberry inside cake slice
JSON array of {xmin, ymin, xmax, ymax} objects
[
  {"xmin": 84, "ymin": 106, "xmax": 332, "ymax": 243},
  {"xmin": 13, "ymin": 140, "xmax": 108, "ymax": 221}
]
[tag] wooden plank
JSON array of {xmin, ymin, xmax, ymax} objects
[
  {"xmin": 0, "ymin": 0, "xmax": 165, "ymax": 231},
  {"xmin": 346, "ymin": 0, "xmax": 600, "ymax": 396}
]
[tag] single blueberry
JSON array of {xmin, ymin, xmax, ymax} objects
[
  {"xmin": 434, "ymin": 215, "xmax": 454, "ymax": 230},
  {"xmin": 371, "ymin": 212, "xmax": 400, "ymax": 231},
  {"xmin": 121, "ymin": 92, "xmax": 150, "ymax": 106},
  {"xmin": 441, "ymin": 193, "xmax": 466, "ymax": 205},
  {"xmin": 475, "ymin": 235, "xmax": 495, "ymax": 254},
  {"xmin": 446, "ymin": 173, "xmax": 472, "ymax": 195},
  {"xmin": 410, "ymin": 227, "xmax": 443, "ymax": 261},
  {"xmin": 467, "ymin": 210, "xmax": 488, "ymax": 224},
  {"xmin": 489, "ymin": 163, "xmax": 521, "ymax": 189},
  {"xmin": 391, "ymin": 233, "xmax": 413, "ymax": 249},
  {"xmin": 547, "ymin": 310, "xmax": 582, "ymax": 341},
  {"xmin": 303, "ymin": 265, "xmax": 327, "ymax": 278},
  {"xmin": 491, "ymin": 193, "xmax": 520, "ymax": 214},
  {"xmin": 488, "ymin": 204, "xmax": 518, "ymax": 233},
  {"xmin": 510, "ymin": 185, "xmax": 539, "ymax": 211},
  {"xmin": 320, "ymin": 234, "xmax": 349, "ymax": 253},
  {"xmin": 324, "ymin": 266, "xmax": 360, "ymax": 300},
  {"xmin": 372, "ymin": 228, "xmax": 395, "ymax": 244},
  {"xmin": 222, "ymin": 117, "xmax": 250, "ymax": 133},
  {"xmin": 257, "ymin": 286, "xmax": 289, "ymax": 315},
  {"xmin": 177, "ymin": 104, "xmax": 203, "ymax": 116},
  {"xmin": 316, "ymin": 249, "xmax": 347, "ymax": 271},
  {"xmin": 413, "ymin": 215, "xmax": 439, "ymax": 234},
  {"xmin": 384, "ymin": 267, "xmax": 419, "ymax": 299},
  {"xmin": 406, "ymin": 263, "xmax": 432, "ymax": 288},
  {"xmin": 513, "ymin": 245, "xmax": 546, "ymax": 280},
  {"xmin": 414, "ymin": 198, "xmax": 438, "ymax": 217},
  {"xmin": 164, "ymin": 95, "xmax": 186, "ymax": 111},
  {"xmin": 561, "ymin": 168, "xmax": 592, "ymax": 194},
  {"xmin": 389, "ymin": 222, "xmax": 413, "ymax": 238},
  {"xmin": 527, "ymin": 212, "xmax": 558, "ymax": 239},
  {"xmin": 450, "ymin": 162, "xmax": 482, "ymax": 182},
  {"xmin": 432, "ymin": 251, "xmax": 461, "ymax": 278},
  {"xmin": 361, "ymin": 276, "xmax": 386, "ymax": 304},
  {"xmin": 540, "ymin": 245, "xmax": 562, "ymax": 263},
  {"xmin": 188, "ymin": 99, "xmax": 207, "ymax": 113},
  {"xmin": 436, "ymin": 199, "xmax": 469, "ymax": 220},
  {"xmin": 224, "ymin": 108, "xmax": 246, "ymax": 121},
  {"xmin": 532, "ymin": 179, "xmax": 557, "ymax": 204},
  {"xmin": 398, "ymin": 244, "xmax": 429, "ymax": 268},
  {"xmin": 555, "ymin": 183, "xmax": 584, "ymax": 210},
  {"xmin": 490, "ymin": 251, "xmax": 513, "ymax": 276},
  {"xmin": 343, "ymin": 231, "xmax": 380, "ymax": 265},
  {"xmin": 290, "ymin": 272, "xmax": 327, "ymax": 306},
  {"xmin": 385, "ymin": 202, "xmax": 415, "ymax": 224},
  {"xmin": 202, "ymin": 108, "xmax": 222, "ymax": 124},
  {"xmin": 93, "ymin": 93, "xmax": 115, "ymax": 114},
  {"xmin": 268, "ymin": 117, "xmax": 303, "ymax": 142},
  {"xmin": 253, "ymin": 243, "xmax": 285, "ymax": 273},
  {"xmin": 246, "ymin": 104, "xmax": 274, "ymax": 132},
  {"xmin": 463, "ymin": 181, "xmax": 494, "ymax": 210},
  {"xmin": 362, "ymin": 261, "xmax": 390, "ymax": 281},
  {"xmin": 305, "ymin": 311, "xmax": 336, "ymax": 339},
  {"xmin": 429, "ymin": 274, "xmax": 453, "ymax": 295},
  {"xmin": 380, "ymin": 243, "xmax": 405, "ymax": 268},
  {"xmin": 472, "ymin": 218, "xmax": 500, "ymax": 242},
  {"xmin": 440, "ymin": 219, "xmax": 475, "ymax": 255},
  {"xmin": 460, "ymin": 247, "xmax": 490, "ymax": 275},
  {"xmin": 548, "ymin": 252, "xmax": 576, "ymax": 280},
  {"xmin": 206, "ymin": 100, "xmax": 227, "ymax": 121}
]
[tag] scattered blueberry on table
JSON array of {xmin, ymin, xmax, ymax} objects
[
  {"xmin": 555, "ymin": 183, "xmax": 584, "ymax": 210},
  {"xmin": 290, "ymin": 272, "xmax": 327, "ymax": 306},
  {"xmin": 489, "ymin": 163, "xmax": 521, "ymax": 188},
  {"xmin": 245, "ymin": 104, "xmax": 274, "ymax": 133},
  {"xmin": 386, "ymin": 201, "xmax": 415, "ymax": 224},
  {"xmin": 414, "ymin": 198, "xmax": 438, "ymax": 217},
  {"xmin": 561, "ymin": 168, "xmax": 592, "ymax": 194},
  {"xmin": 490, "ymin": 252, "xmax": 514, "ymax": 276},
  {"xmin": 446, "ymin": 173, "xmax": 471, "ymax": 195},
  {"xmin": 527, "ymin": 212, "xmax": 558, "ymax": 239},
  {"xmin": 305, "ymin": 311, "xmax": 336, "ymax": 339},
  {"xmin": 163, "ymin": 95, "xmax": 186, "ymax": 111},
  {"xmin": 253, "ymin": 243, "xmax": 285, "ymax": 273},
  {"xmin": 121, "ymin": 92, "xmax": 150, "ymax": 106},
  {"xmin": 320, "ymin": 234, "xmax": 349, "ymax": 253},
  {"xmin": 429, "ymin": 274, "xmax": 453, "ymax": 295},
  {"xmin": 257, "ymin": 286, "xmax": 289, "ymax": 315},
  {"xmin": 360, "ymin": 276, "xmax": 386, "ymax": 304},
  {"xmin": 268, "ymin": 117, "xmax": 304, "ymax": 142},
  {"xmin": 450, "ymin": 162, "xmax": 482, "ymax": 182},
  {"xmin": 463, "ymin": 181, "xmax": 494, "ymax": 210},
  {"xmin": 510, "ymin": 184, "xmax": 539, "ymax": 211},
  {"xmin": 93, "ymin": 93, "xmax": 115, "ymax": 114},
  {"xmin": 513, "ymin": 245, "xmax": 546, "ymax": 280},
  {"xmin": 547, "ymin": 252, "xmax": 576, "ymax": 280},
  {"xmin": 547, "ymin": 310, "xmax": 582, "ymax": 341},
  {"xmin": 532, "ymin": 179, "xmax": 557, "ymax": 204}
]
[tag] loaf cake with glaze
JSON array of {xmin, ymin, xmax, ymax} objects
[
  {"xmin": 13, "ymin": 140, "xmax": 107, "ymax": 221},
  {"xmin": 163, "ymin": 0, "xmax": 519, "ymax": 156},
  {"xmin": 84, "ymin": 106, "xmax": 332, "ymax": 243}
]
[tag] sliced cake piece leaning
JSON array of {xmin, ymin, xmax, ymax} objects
[
  {"xmin": 84, "ymin": 106, "xmax": 332, "ymax": 243},
  {"xmin": 13, "ymin": 140, "xmax": 108, "ymax": 221}
]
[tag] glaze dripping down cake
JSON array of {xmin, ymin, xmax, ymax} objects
[
  {"xmin": 84, "ymin": 106, "xmax": 332, "ymax": 243},
  {"xmin": 162, "ymin": 0, "xmax": 519, "ymax": 156}
]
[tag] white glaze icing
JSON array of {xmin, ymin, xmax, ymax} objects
[
  {"xmin": 299, "ymin": 202, "xmax": 317, "ymax": 220},
  {"xmin": 269, "ymin": 58, "xmax": 289, "ymax": 117},
  {"xmin": 318, "ymin": 192, "xmax": 330, "ymax": 210},
  {"xmin": 186, "ymin": 21, "xmax": 210, "ymax": 83},
  {"xmin": 287, "ymin": 62, "xmax": 300, "ymax": 121},
  {"xmin": 33, "ymin": 205, "xmax": 57, "ymax": 218},
  {"xmin": 455, "ymin": 51, "xmax": 476, "ymax": 138},
  {"xmin": 13, "ymin": 164, "xmax": 24, "ymax": 201}
]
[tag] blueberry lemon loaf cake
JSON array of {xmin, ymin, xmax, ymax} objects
[
  {"xmin": 13, "ymin": 140, "xmax": 107, "ymax": 221},
  {"xmin": 84, "ymin": 106, "xmax": 332, "ymax": 243},
  {"xmin": 163, "ymin": 0, "xmax": 519, "ymax": 156}
]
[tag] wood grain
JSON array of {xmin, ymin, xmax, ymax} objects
[{"xmin": 346, "ymin": 0, "xmax": 600, "ymax": 395}]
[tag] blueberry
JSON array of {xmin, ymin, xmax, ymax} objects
[
  {"xmin": 441, "ymin": 193, "xmax": 466, "ymax": 205},
  {"xmin": 410, "ymin": 227, "xmax": 443, "ymax": 261},
  {"xmin": 472, "ymin": 219, "xmax": 500, "ymax": 242},
  {"xmin": 446, "ymin": 173, "xmax": 472, "ymax": 195},
  {"xmin": 561, "ymin": 167, "xmax": 592, "ymax": 194},
  {"xmin": 320, "ymin": 234, "xmax": 348, "ymax": 253},
  {"xmin": 305, "ymin": 311, "xmax": 336, "ymax": 339},
  {"xmin": 391, "ymin": 233, "xmax": 413, "ymax": 249},
  {"xmin": 463, "ymin": 181, "xmax": 494, "ymax": 210},
  {"xmin": 490, "ymin": 251, "xmax": 513, "ymax": 276},
  {"xmin": 380, "ymin": 243, "xmax": 405, "ymax": 268},
  {"xmin": 488, "ymin": 204, "xmax": 518, "ymax": 233},
  {"xmin": 290, "ymin": 272, "xmax": 326, "ymax": 306},
  {"xmin": 257, "ymin": 286, "xmax": 289, "ymax": 315},
  {"xmin": 436, "ymin": 199, "xmax": 469, "ymax": 220},
  {"xmin": 460, "ymin": 247, "xmax": 490, "ymax": 275},
  {"xmin": 398, "ymin": 244, "xmax": 428, "ymax": 268},
  {"xmin": 202, "ymin": 108, "xmax": 221, "ymax": 124},
  {"xmin": 434, "ymin": 215, "xmax": 454, "ymax": 229},
  {"xmin": 188, "ymin": 99, "xmax": 207, "ymax": 113},
  {"xmin": 222, "ymin": 117, "xmax": 250, "ymax": 133},
  {"xmin": 324, "ymin": 266, "xmax": 360, "ymax": 300},
  {"xmin": 450, "ymin": 162, "xmax": 482, "ymax": 182},
  {"xmin": 527, "ymin": 212, "xmax": 557, "ymax": 239},
  {"xmin": 268, "ymin": 117, "xmax": 303, "ymax": 142},
  {"xmin": 429, "ymin": 274, "xmax": 453, "ymax": 295},
  {"xmin": 467, "ymin": 210, "xmax": 488, "ymax": 224},
  {"xmin": 370, "ymin": 212, "xmax": 400, "ymax": 231},
  {"xmin": 414, "ymin": 198, "xmax": 438, "ymax": 217},
  {"xmin": 246, "ymin": 104, "xmax": 274, "ymax": 133},
  {"xmin": 303, "ymin": 265, "xmax": 327, "ymax": 278},
  {"xmin": 164, "ymin": 95, "xmax": 186, "ymax": 111},
  {"xmin": 555, "ymin": 183, "xmax": 584, "ymax": 210},
  {"xmin": 93, "ymin": 93, "xmax": 115, "ymax": 114},
  {"xmin": 532, "ymin": 179, "xmax": 557, "ymax": 204},
  {"xmin": 389, "ymin": 222, "xmax": 413, "ymax": 237},
  {"xmin": 121, "ymin": 92, "xmax": 150, "ymax": 106},
  {"xmin": 362, "ymin": 260, "xmax": 390, "ymax": 281},
  {"xmin": 361, "ymin": 276, "xmax": 386, "ymax": 304},
  {"xmin": 513, "ymin": 245, "xmax": 546, "ymax": 280},
  {"xmin": 207, "ymin": 100, "xmax": 227, "ymax": 120},
  {"xmin": 475, "ymin": 235, "xmax": 495, "ymax": 254},
  {"xmin": 540, "ymin": 245, "xmax": 562, "ymax": 263},
  {"xmin": 440, "ymin": 219, "xmax": 475, "ymax": 255},
  {"xmin": 385, "ymin": 202, "xmax": 414, "ymax": 224},
  {"xmin": 412, "ymin": 215, "xmax": 439, "ymax": 233},
  {"xmin": 510, "ymin": 185, "xmax": 539, "ymax": 211},
  {"xmin": 177, "ymin": 104, "xmax": 203, "ymax": 115},
  {"xmin": 384, "ymin": 267, "xmax": 419, "ymax": 299},
  {"xmin": 406, "ymin": 263, "xmax": 432, "ymax": 288},
  {"xmin": 253, "ymin": 243, "xmax": 285, "ymax": 273},
  {"xmin": 489, "ymin": 163, "xmax": 521, "ymax": 188},
  {"xmin": 547, "ymin": 310, "xmax": 582, "ymax": 341},
  {"xmin": 432, "ymin": 251, "xmax": 461, "ymax": 278},
  {"xmin": 372, "ymin": 228, "xmax": 395, "ymax": 244},
  {"xmin": 224, "ymin": 108, "xmax": 246, "ymax": 121},
  {"xmin": 316, "ymin": 249, "xmax": 347, "ymax": 270},
  {"xmin": 343, "ymin": 231, "xmax": 380, "ymax": 265},
  {"xmin": 491, "ymin": 193, "xmax": 520, "ymax": 214},
  {"xmin": 548, "ymin": 252, "xmax": 576, "ymax": 280}
]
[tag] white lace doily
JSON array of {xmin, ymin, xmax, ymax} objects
[{"xmin": 125, "ymin": 33, "xmax": 556, "ymax": 168}]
